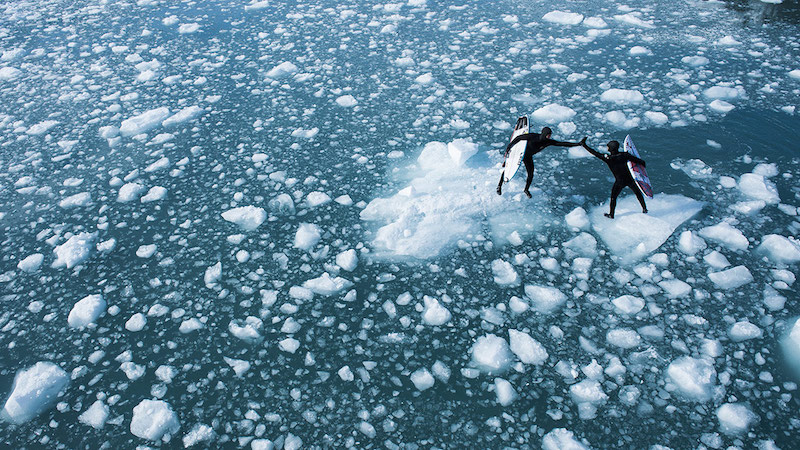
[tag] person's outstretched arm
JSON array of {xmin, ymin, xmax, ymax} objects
[
  {"xmin": 504, "ymin": 133, "xmax": 532, "ymax": 153},
  {"xmin": 544, "ymin": 136, "xmax": 585, "ymax": 147},
  {"xmin": 582, "ymin": 142, "xmax": 607, "ymax": 161}
]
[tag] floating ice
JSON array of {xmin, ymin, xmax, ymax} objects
[
  {"xmin": 118, "ymin": 183, "xmax": 146, "ymax": 203},
  {"xmin": 335, "ymin": 94, "xmax": 357, "ymax": 107},
  {"xmin": 17, "ymin": 253, "xmax": 44, "ymax": 272},
  {"xmin": 302, "ymin": 273, "xmax": 353, "ymax": 296},
  {"xmin": 141, "ymin": 186, "xmax": 167, "ymax": 203},
  {"xmin": 491, "ymin": 259, "xmax": 519, "ymax": 286},
  {"xmin": 494, "ymin": 378, "xmax": 517, "ymax": 406},
  {"xmin": 666, "ymin": 357, "xmax": 717, "ymax": 401},
  {"xmin": 658, "ymin": 279, "xmax": 692, "ymax": 298},
  {"xmin": 678, "ymin": 231, "xmax": 706, "ymax": 255},
  {"xmin": 410, "ymin": 368, "xmax": 435, "ymax": 391},
  {"xmin": 336, "ymin": 249, "xmax": 358, "ymax": 271},
  {"xmin": 606, "ymin": 328, "xmax": 641, "ymax": 349},
  {"xmin": 421, "ymin": 296, "xmax": 451, "ymax": 326},
  {"xmin": 542, "ymin": 11, "xmax": 584, "ymax": 25},
  {"xmin": 294, "ymin": 223, "xmax": 321, "ymax": 250},
  {"xmin": 565, "ymin": 207, "xmax": 589, "ymax": 230},
  {"xmin": 221, "ymin": 206, "xmax": 266, "ymax": 231},
  {"xmin": 1, "ymin": 362, "xmax": 68, "ymax": 424},
  {"xmin": 532, "ymin": 103, "xmax": 576, "ymax": 123},
  {"xmin": 600, "ymin": 89, "xmax": 644, "ymax": 104},
  {"xmin": 729, "ymin": 321, "xmax": 762, "ymax": 342},
  {"xmin": 542, "ymin": 428, "xmax": 588, "ymax": 450},
  {"xmin": 508, "ymin": 329, "xmax": 548, "ymax": 364},
  {"xmin": 471, "ymin": 334, "xmax": 512, "ymax": 372},
  {"xmin": 68, "ymin": 294, "xmax": 106, "ymax": 328},
  {"xmin": 447, "ymin": 138, "xmax": 478, "ymax": 166},
  {"xmin": 716, "ymin": 403, "xmax": 757, "ymax": 435},
  {"xmin": 266, "ymin": 61, "xmax": 298, "ymax": 79},
  {"xmin": 738, "ymin": 173, "xmax": 779, "ymax": 204},
  {"xmin": 53, "ymin": 232, "xmax": 96, "ymax": 269},
  {"xmin": 525, "ymin": 285, "xmax": 567, "ymax": 313},
  {"xmin": 570, "ymin": 379, "xmax": 607, "ymax": 419},
  {"xmin": 0, "ymin": 66, "xmax": 21, "ymax": 80},
  {"xmin": 120, "ymin": 107, "xmax": 170, "ymax": 136},
  {"xmin": 604, "ymin": 110, "xmax": 640, "ymax": 129},
  {"xmin": 757, "ymin": 235, "xmax": 800, "ymax": 264},
  {"xmin": 698, "ymin": 222, "xmax": 749, "ymax": 251},
  {"xmin": 79, "ymin": 400, "xmax": 109, "ymax": 429},
  {"xmin": 708, "ymin": 265, "xmax": 753, "ymax": 290},
  {"xmin": 182, "ymin": 424, "xmax": 215, "ymax": 447},
  {"xmin": 59, "ymin": 192, "xmax": 91, "ymax": 208},
  {"xmin": 162, "ymin": 106, "xmax": 202, "ymax": 127},
  {"xmin": 130, "ymin": 399, "xmax": 180, "ymax": 441},
  {"xmin": 612, "ymin": 295, "xmax": 644, "ymax": 315},
  {"xmin": 589, "ymin": 194, "xmax": 703, "ymax": 260},
  {"xmin": 305, "ymin": 191, "xmax": 331, "ymax": 207}
]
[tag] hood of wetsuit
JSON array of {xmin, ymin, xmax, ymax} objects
[
  {"xmin": 608, "ymin": 140, "xmax": 620, "ymax": 154},
  {"xmin": 541, "ymin": 127, "xmax": 552, "ymax": 138}
]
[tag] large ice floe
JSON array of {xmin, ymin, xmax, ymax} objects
[
  {"xmin": 361, "ymin": 140, "xmax": 550, "ymax": 259},
  {"xmin": 1, "ymin": 362, "xmax": 69, "ymax": 424},
  {"xmin": 590, "ymin": 194, "xmax": 704, "ymax": 261}
]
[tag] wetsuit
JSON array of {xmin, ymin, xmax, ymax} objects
[
  {"xmin": 583, "ymin": 142, "xmax": 647, "ymax": 218},
  {"xmin": 497, "ymin": 130, "xmax": 582, "ymax": 196}
]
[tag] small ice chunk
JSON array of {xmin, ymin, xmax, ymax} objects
[
  {"xmin": 600, "ymin": 88, "xmax": 644, "ymax": 104},
  {"xmin": 508, "ymin": 329, "xmax": 548, "ymax": 364},
  {"xmin": 565, "ymin": 207, "xmax": 589, "ymax": 230},
  {"xmin": 471, "ymin": 334, "xmax": 512, "ymax": 372},
  {"xmin": 266, "ymin": 61, "xmax": 298, "ymax": 79},
  {"xmin": 494, "ymin": 378, "xmax": 517, "ymax": 406},
  {"xmin": 118, "ymin": 183, "xmax": 146, "ymax": 202},
  {"xmin": 703, "ymin": 250, "xmax": 730, "ymax": 269},
  {"xmin": 757, "ymin": 235, "xmax": 800, "ymax": 264},
  {"xmin": 612, "ymin": 295, "xmax": 644, "ymax": 315},
  {"xmin": 182, "ymin": 424, "xmax": 215, "ymax": 447},
  {"xmin": 709, "ymin": 265, "xmax": 753, "ymax": 290},
  {"xmin": 79, "ymin": 400, "xmax": 109, "ymax": 429},
  {"xmin": 447, "ymin": 138, "xmax": 478, "ymax": 166},
  {"xmin": 68, "ymin": 294, "xmax": 106, "ymax": 328},
  {"xmin": 717, "ymin": 403, "xmax": 757, "ymax": 435},
  {"xmin": 59, "ymin": 192, "xmax": 91, "ymax": 208},
  {"xmin": 294, "ymin": 223, "xmax": 321, "ymax": 250},
  {"xmin": 336, "ymin": 249, "xmax": 358, "ymax": 271},
  {"xmin": 302, "ymin": 273, "xmax": 353, "ymax": 296},
  {"xmin": 305, "ymin": 191, "xmax": 331, "ymax": 207},
  {"xmin": 531, "ymin": 103, "xmax": 576, "ymax": 123},
  {"xmin": 525, "ymin": 285, "xmax": 566, "ymax": 313},
  {"xmin": 410, "ymin": 368, "xmax": 435, "ymax": 391},
  {"xmin": 162, "ymin": 106, "xmax": 202, "ymax": 127},
  {"xmin": 130, "ymin": 399, "xmax": 180, "ymax": 441},
  {"xmin": 658, "ymin": 279, "xmax": 692, "ymax": 298},
  {"xmin": 136, "ymin": 244, "xmax": 157, "ymax": 258},
  {"xmin": 542, "ymin": 428, "xmax": 588, "ymax": 450},
  {"xmin": 678, "ymin": 231, "xmax": 706, "ymax": 255},
  {"xmin": 125, "ymin": 313, "xmax": 147, "ymax": 332},
  {"xmin": 335, "ymin": 94, "xmax": 357, "ymax": 107},
  {"xmin": 204, "ymin": 262, "xmax": 222, "ymax": 287},
  {"xmin": 53, "ymin": 232, "xmax": 96, "ymax": 268},
  {"xmin": 698, "ymin": 222, "xmax": 749, "ymax": 251},
  {"xmin": 606, "ymin": 328, "xmax": 641, "ymax": 349},
  {"xmin": 221, "ymin": 206, "xmax": 267, "ymax": 231},
  {"xmin": 223, "ymin": 357, "xmax": 251, "ymax": 376},
  {"xmin": 491, "ymin": 259, "xmax": 519, "ymax": 286},
  {"xmin": 738, "ymin": 173, "xmax": 779, "ymax": 204},
  {"xmin": 421, "ymin": 296, "xmax": 451, "ymax": 326},
  {"xmin": 120, "ymin": 107, "xmax": 170, "ymax": 136},
  {"xmin": 729, "ymin": 321, "xmax": 762, "ymax": 342},
  {"xmin": 1, "ymin": 362, "xmax": 68, "ymax": 424},
  {"xmin": 542, "ymin": 11, "xmax": 584, "ymax": 25},
  {"xmin": 666, "ymin": 357, "xmax": 716, "ymax": 401},
  {"xmin": 278, "ymin": 338, "xmax": 300, "ymax": 354},
  {"xmin": 140, "ymin": 186, "xmax": 167, "ymax": 203},
  {"xmin": 17, "ymin": 253, "xmax": 44, "ymax": 272}
]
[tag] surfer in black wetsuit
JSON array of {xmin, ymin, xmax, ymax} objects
[
  {"xmin": 582, "ymin": 140, "xmax": 648, "ymax": 218},
  {"xmin": 497, "ymin": 127, "xmax": 585, "ymax": 198}
]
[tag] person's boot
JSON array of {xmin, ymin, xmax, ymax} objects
[
  {"xmin": 523, "ymin": 190, "xmax": 532, "ymax": 198},
  {"xmin": 604, "ymin": 213, "xmax": 614, "ymax": 219}
]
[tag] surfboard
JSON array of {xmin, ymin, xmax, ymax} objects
[
  {"xmin": 623, "ymin": 135, "xmax": 653, "ymax": 198},
  {"xmin": 503, "ymin": 116, "xmax": 528, "ymax": 183}
]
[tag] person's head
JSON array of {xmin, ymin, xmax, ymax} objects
[
  {"xmin": 607, "ymin": 140, "xmax": 620, "ymax": 154},
  {"xmin": 541, "ymin": 127, "xmax": 552, "ymax": 139}
]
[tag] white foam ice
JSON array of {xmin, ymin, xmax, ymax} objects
[
  {"xmin": 708, "ymin": 265, "xmax": 753, "ymax": 290},
  {"xmin": 525, "ymin": 285, "xmax": 567, "ymax": 313},
  {"xmin": 421, "ymin": 296, "xmax": 451, "ymax": 326},
  {"xmin": 531, "ymin": 103, "xmax": 576, "ymax": 123},
  {"xmin": 68, "ymin": 294, "xmax": 106, "ymax": 328},
  {"xmin": 542, "ymin": 11, "xmax": 584, "ymax": 25},
  {"xmin": 79, "ymin": 400, "xmax": 109, "ymax": 429},
  {"xmin": 1, "ymin": 362, "xmax": 68, "ymax": 424},
  {"xmin": 666, "ymin": 357, "xmax": 717, "ymax": 401},
  {"xmin": 757, "ymin": 234, "xmax": 800, "ymax": 264},
  {"xmin": 17, "ymin": 253, "xmax": 44, "ymax": 272},
  {"xmin": 53, "ymin": 232, "xmax": 96, "ymax": 269},
  {"xmin": 120, "ymin": 107, "xmax": 170, "ymax": 136},
  {"xmin": 716, "ymin": 403, "xmax": 757, "ymax": 435},
  {"xmin": 302, "ymin": 273, "xmax": 353, "ymax": 296},
  {"xmin": 508, "ymin": 329, "xmax": 548, "ymax": 365},
  {"xmin": 590, "ymin": 194, "xmax": 703, "ymax": 261},
  {"xmin": 361, "ymin": 140, "xmax": 550, "ymax": 260},
  {"xmin": 221, "ymin": 206, "xmax": 266, "ymax": 231},
  {"xmin": 542, "ymin": 428, "xmax": 588, "ymax": 450},
  {"xmin": 471, "ymin": 334, "xmax": 512, "ymax": 372},
  {"xmin": 130, "ymin": 399, "xmax": 180, "ymax": 441},
  {"xmin": 494, "ymin": 378, "xmax": 517, "ymax": 406}
]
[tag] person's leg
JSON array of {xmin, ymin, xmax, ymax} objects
[
  {"xmin": 522, "ymin": 156, "xmax": 534, "ymax": 198},
  {"xmin": 497, "ymin": 170, "xmax": 505, "ymax": 195},
  {"xmin": 629, "ymin": 181, "xmax": 648, "ymax": 213},
  {"xmin": 606, "ymin": 181, "xmax": 624, "ymax": 218}
]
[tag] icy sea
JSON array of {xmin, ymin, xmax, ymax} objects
[{"xmin": 1, "ymin": 0, "xmax": 800, "ymax": 448}]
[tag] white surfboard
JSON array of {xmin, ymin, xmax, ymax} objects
[{"xmin": 503, "ymin": 116, "xmax": 528, "ymax": 183}]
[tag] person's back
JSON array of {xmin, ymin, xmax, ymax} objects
[{"xmin": 582, "ymin": 139, "xmax": 647, "ymax": 218}]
